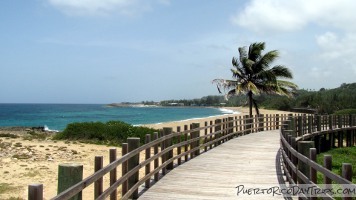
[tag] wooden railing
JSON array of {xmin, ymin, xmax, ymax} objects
[
  {"xmin": 280, "ymin": 114, "xmax": 356, "ymax": 199},
  {"xmin": 28, "ymin": 113, "xmax": 291, "ymax": 200}
]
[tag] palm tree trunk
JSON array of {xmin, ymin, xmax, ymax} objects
[{"xmin": 248, "ymin": 91, "xmax": 253, "ymax": 117}]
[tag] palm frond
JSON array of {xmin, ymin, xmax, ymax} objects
[{"xmin": 270, "ymin": 65, "xmax": 293, "ymax": 79}]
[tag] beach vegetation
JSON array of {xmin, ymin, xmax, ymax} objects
[
  {"xmin": 213, "ymin": 42, "xmax": 298, "ymax": 116},
  {"xmin": 0, "ymin": 183, "xmax": 19, "ymax": 194},
  {"xmin": 53, "ymin": 121, "xmax": 158, "ymax": 145},
  {"xmin": 316, "ymin": 146, "xmax": 356, "ymax": 184},
  {"xmin": 0, "ymin": 133, "xmax": 18, "ymax": 138}
]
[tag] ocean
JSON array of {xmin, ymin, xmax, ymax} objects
[{"xmin": 0, "ymin": 104, "xmax": 237, "ymax": 131}]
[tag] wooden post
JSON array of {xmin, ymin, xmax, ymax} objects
[
  {"xmin": 308, "ymin": 115, "xmax": 313, "ymax": 133},
  {"xmin": 204, "ymin": 122, "xmax": 208, "ymax": 151},
  {"xmin": 177, "ymin": 126, "xmax": 182, "ymax": 165},
  {"xmin": 121, "ymin": 143, "xmax": 128, "ymax": 197},
  {"xmin": 259, "ymin": 114, "xmax": 264, "ymax": 132},
  {"xmin": 127, "ymin": 137, "xmax": 140, "ymax": 199},
  {"xmin": 215, "ymin": 119, "xmax": 222, "ymax": 146},
  {"xmin": 265, "ymin": 114, "xmax": 269, "ymax": 131},
  {"xmin": 338, "ymin": 115, "xmax": 343, "ymax": 128},
  {"xmin": 209, "ymin": 121, "xmax": 213, "ymax": 149},
  {"xmin": 184, "ymin": 125, "xmax": 189, "ymax": 162},
  {"xmin": 338, "ymin": 130, "xmax": 344, "ymax": 148},
  {"xmin": 297, "ymin": 141, "xmax": 315, "ymax": 181},
  {"xmin": 160, "ymin": 130, "xmax": 166, "ymax": 175},
  {"xmin": 153, "ymin": 133, "xmax": 159, "ymax": 182},
  {"xmin": 228, "ymin": 117, "xmax": 234, "ymax": 139},
  {"xmin": 57, "ymin": 163, "xmax": 83, "ymax": 200},
  {"xmin": 145, "ymin": 134, "xmax": 151, "ymax": 188},
  {"xmin": 191, "ymin": 123, "xmax": 200, "ymax": 157},
  {"xmin": 309, "ymin": 148, "xmax": 317, "ymax": 184},
  {"xmin": 323, "ymin": 155, "xmax": 332, "ymax": 190},
  {"xmin": 317, "ymin": 115, "xmax": 321, "ymax": 132},
  {"xmin": 342, "ymin": 163, "xmax": 352, "ymax": 200},
  {"xmin": 28, "ymin": 184, "xmax": 43, "ymax": 200},
  {"xmin": 163, "ymin": 127, "xmax": 174, "ymax": 170},
  {"xmin": 298, "ymin": 116, "xmax": 303, "ymax": 136},
  {"xmin": 94, "ymin": 156, "xmax": 103, "ymax": 199},
  {"xmin": 291, "ymin": 137, "xmax": 298, "ymax": 184},
  {"xmin": 109, "ymin": 148, "xmax": 117, "ymax": 200},
  {"xmin": 329, "ymin": 115, "xmax": 333, "ymax": 130},
  {"xmin": 276, "ymin": 114, "xmax": 280, "ymax": 129}
]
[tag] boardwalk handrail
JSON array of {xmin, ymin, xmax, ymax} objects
[
  {"xmin": 29, "ymin": 113, "xmax": 292, "ymax": 200},
  {"xmin": 280, "ymin": 114, "xmax": 356, "ymax": 199}
]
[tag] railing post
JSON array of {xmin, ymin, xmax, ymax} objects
[
  {"xmin": 276, "ymin": 114, "xmax": 280, "ymax": 129},
  {"xmin": 209, "ymin": 121, "xmax": 213, "ymax": 149},
  {"xmin": 121, "ymin": 143, "xmax": 128, "ymax": 197},
  {"xmin": 58, "ymin": 163, "xmax": 83, "ymax": 200},
  {"xmin": 145, "ymin": 134, "xmax": 151, "ymax": 188},
  {"xmin": 177, "ymin": 126, "xmax": 182, "ymax": 165},
  {"xmin": 127, "ymin": 137, "xmax": 140, "ymax": 199},
  {"xmin": 308, "ymin": 115, "xmax": 313, "ymax": 133},
  {"xmin": 329, "ymin": 115, "xmax": 333, "ymax": 130},
  {"xmin": 342, "ymin": 163, "xmax": 352, "ymax": 200},
  {"xmin": 163, "ymin": 127, "xmax": 174, "ymax": 170},
  {"xmin": 259, "ymin": 114, "xmax": 264, "ymax": 132},
  {"xmin": 160, "ymin": 130, "xmax": 166, "ymax": 175},
  {"xmin": 215, "ymin": 119, "xmax": 222, "ymax": 146},
  {"xmin": 297, "ymin": 116, "xmax": 303, "ymax": 137},
  {"xmin": 191, "ymin": 123, "xmax": 200, "ymax": 157},
  {"xmin": 228, "ymin": 117, "xmax": 234, "ymax": 139},
  {"xmin": 309, "ymin": 148, "xmax": 317, "ymax": 183},
  {"xmin": 265, "ymin": 114, "xmax": 269, "ymax": 130},
  {"xmin": 109, "ymin": 148, "xmax": 117, "ymax": 200},
  {"xmin": 323, "ymin": 155, "xmax": 332, "ymax": 190},
  {"xmin": 297, "ymin": 141, "xmax": 315, "ymax": 182},
  {"xmin": 28, "ymin": 184, "xmax": 43, "ymax": 200},
  {"xmin": 94, "ymin": 156, "xmax": 103, "ymax": 199},
  {"xmin": 291, "ymin": 137, "xmax": 298, "ymax": 184},
  {"xmin": 153, "ymin": 133, "xmax": 159, "ymax": 182},
  {"xmin": 204, "ymin": 122, "xmax": 208, "ymax": 151},
  {"xmin": 317, "ymin": 115, "xmax": 321, "ymax": 132},
  {"xmin": 184, "ymin": 125, "xmax": 189, "ymax": 162}
]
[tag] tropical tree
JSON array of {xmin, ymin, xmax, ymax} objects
[{"xmin": 213, "ymin": 42, "xmax": 298, "ymax": 117}]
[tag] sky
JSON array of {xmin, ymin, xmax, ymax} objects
[{"xmin": 1, "ymin": 0, "xmax": 356, "ymax": 104}]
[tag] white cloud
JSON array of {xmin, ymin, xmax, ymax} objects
[
  {"xmin": 232, "ymin": 0, "xmax": 356, "ymax": 32},
  {"xmin": 47, "ymin": 0, "xmax": 169, "ymax": 16}
]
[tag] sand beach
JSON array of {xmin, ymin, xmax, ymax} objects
[{"xmin": 0, "ymin": 107, "xmax": 292, "ymax": 200}]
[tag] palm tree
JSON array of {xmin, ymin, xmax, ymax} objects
[{"xmin": 213, "ymin": 42, "xmax": 298, "ymax": 117}]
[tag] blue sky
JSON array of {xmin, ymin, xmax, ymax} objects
[{"xmin": 1, "ymin": 0, "xmax": 356, "ymax": 103}]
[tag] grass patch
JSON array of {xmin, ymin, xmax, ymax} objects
[
  {"xmin": 0, "ymin": 183, "xmax": 18, "ymax": 194},
  {"xmin": 12, "ymin": 153, "xmax": 31, "ymax": 160},
  {"xmin": 0, "ymin": 133, "xmax": 18, "ymax": 138},
  {"xmin": 22, "ymin": 170, "xmax": 41, "ymax": 178},
  {"xmin": 23, "ymin": 131, "xmax": 48, "ymax": 141},
  {"xmin": 316, "ymin": 146, "xmax": 356, "ymax": 183}
]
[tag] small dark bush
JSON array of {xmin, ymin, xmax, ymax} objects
[
  {"xmin": 53, "ymin": 121, "xmax": 158, "ymax": 145},
  {"xmin": 334, "ymin": 109, "xmax": 356, "ymax": 115}
]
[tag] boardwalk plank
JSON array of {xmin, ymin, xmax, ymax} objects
[{"xmin": 138, "ymin": 130, "xmax": 286, "ymax": 199}]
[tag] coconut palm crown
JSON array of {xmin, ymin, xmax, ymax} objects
[{"xmin": 213, "ymin": 42, "xmax": 298, "ymax": 117}]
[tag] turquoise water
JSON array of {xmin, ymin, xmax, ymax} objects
[{"xmin": 0, "ymin": 104, "xmax": 233, "ymax": 131}]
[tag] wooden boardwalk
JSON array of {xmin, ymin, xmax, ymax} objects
[{"xmin": 138, "ymin": 130, "xmax": 287, "ymax": 200}]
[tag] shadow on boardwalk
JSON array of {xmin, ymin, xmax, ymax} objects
[{"xmin": 138, "ymin": 130, "xmax": 289, "ymax": 200}]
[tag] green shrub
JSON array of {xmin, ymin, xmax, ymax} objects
[
  {"xmin": 334, "ymin": 109, "xmax": 356, "ymax": 115},
  {"xmin": 53, "ymin": 121, "xmax": 158, "ymax": 145}
]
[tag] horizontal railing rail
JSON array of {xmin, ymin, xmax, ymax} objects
[{"xmin": 28, "ymin": 113, "xmax": 295, "ymax": 200}]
